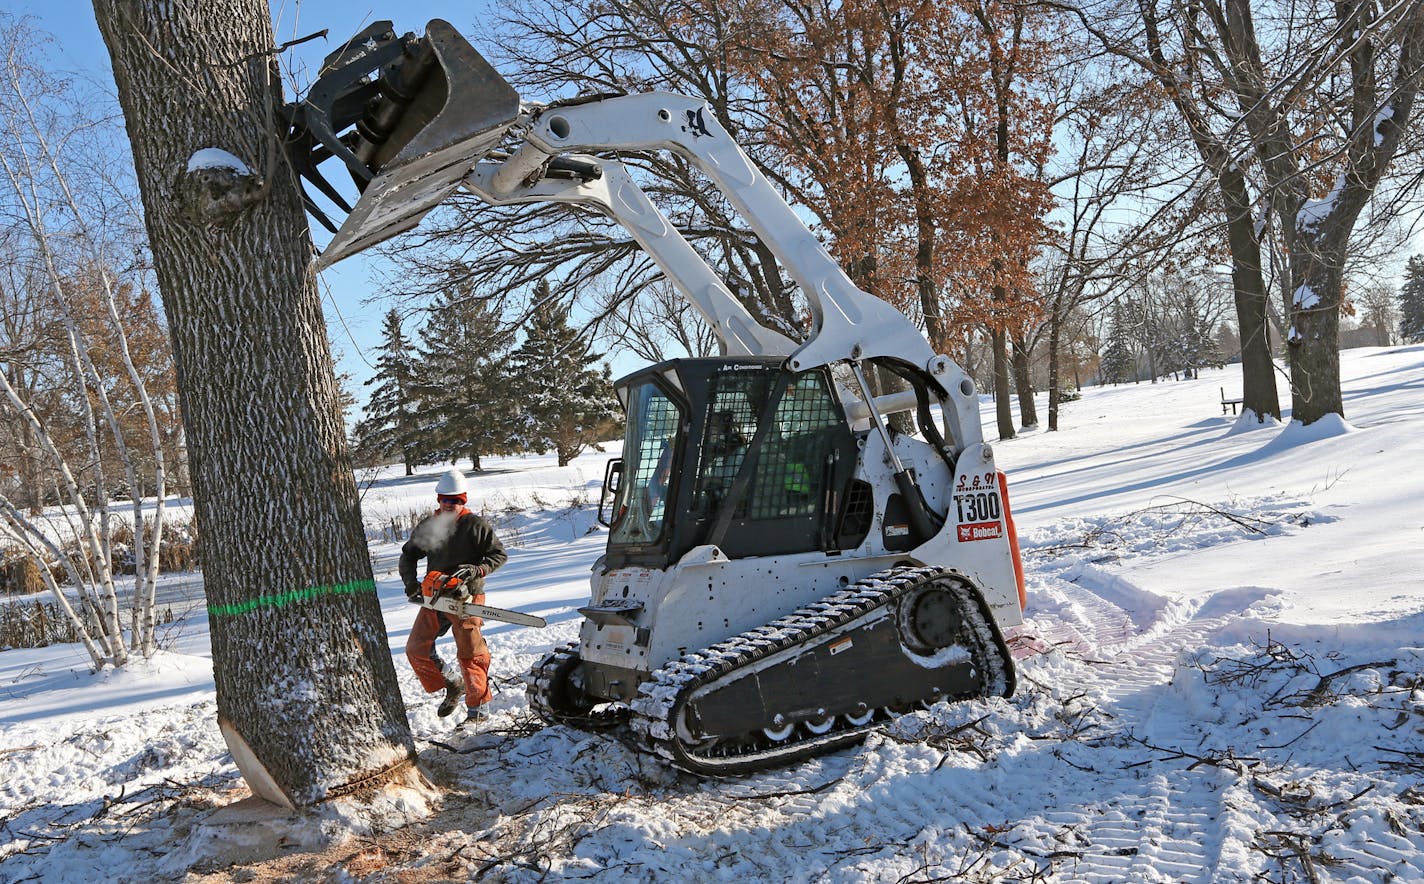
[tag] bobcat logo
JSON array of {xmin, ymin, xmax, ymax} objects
[{"xmin": 682, "ymin": 107, "xmax": 713, "ymax": 138}]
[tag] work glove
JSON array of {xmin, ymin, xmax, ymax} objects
[{"xmin": 405, "ymin": 582, "xmax": 422, "ymax": 604}]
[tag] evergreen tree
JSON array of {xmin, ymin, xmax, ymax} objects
[
  {"xmin": 1400, "ymin": 254, "xmax": 1424, "ymax": 344},
  {"xmin": 412, "ymin": 288, "xmax": 517, "ymax": 470},
  {"xmin": 352, "ymin": 310, "xmax": 424, "ymax": 474},
  {"xmin": 507, "ymin": 286, "xmax": 622, "ymax": 466},
  {"xmin": 1099, "ymin": 305, "xmax": 1137, "ymax": 385},
  {"xmin": 1173, "ymin": 293, "xmax": 1226, "ymax": 379}
]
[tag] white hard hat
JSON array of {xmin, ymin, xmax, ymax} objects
[{"xmin": 435, "ymin": 469, "xmax": 467, "ymax": 496}]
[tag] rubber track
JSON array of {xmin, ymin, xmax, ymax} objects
[
  {"xmin": 526, "ymin": 642, "xmax": 626, "ymax": 729},
  {"xmin": 627, "ymin": 565, "xmax": 1013, "ymax": 776}
]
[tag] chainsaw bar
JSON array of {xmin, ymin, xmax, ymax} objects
[{"xmin": 424, "ymin": 596, "xmax": 547, "ymax": 628}]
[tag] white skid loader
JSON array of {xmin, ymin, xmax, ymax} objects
[{"xmin": 286, "ymin": 20, "xmax": 1026, "ymax": 775}]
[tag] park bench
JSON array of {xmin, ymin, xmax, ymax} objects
[{"xmin": 1221, "ymin": 387, "xmax": 1244, "ymax": 415}]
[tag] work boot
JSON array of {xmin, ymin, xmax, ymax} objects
[
  {"xmin": 461, "ymin": 705, "xmax": 489, "ymax": 729},
  {"xmin": 437, "ymin": 677, "xmax": 466, "ymax": 717}
]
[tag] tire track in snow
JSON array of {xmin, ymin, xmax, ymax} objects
[
  {"xmin": 1041, "ymin": 770, "xmax": 1226, "ymax": 883},
  {"xmin": 1006, "ymin": 573, "xmax": 1265, "ymax": 881},
  {"xmin": 1022, "ymin": 570, "xmax": 1261, "ymax": 711},
  {"xmin": 1010, "ymin": 570, "xmax": 1141, "ymax": 659},
  {"xmin": 1321, "ymin": 820, "xmax": 1424, "ymax": 881}
]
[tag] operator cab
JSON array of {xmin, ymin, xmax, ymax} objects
[{"xmin": 601, "ymin": 358, "xmax": 866, "ymax": 570}]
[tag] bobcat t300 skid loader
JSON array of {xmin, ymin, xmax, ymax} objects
[{"xmin": 286, "ymin": 19, "xmax": 1027, "ymax": 775}]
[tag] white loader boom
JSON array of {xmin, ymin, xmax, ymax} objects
[
  {"xmin": 292, "ymin": 20, "xmax": 978, "ymax": 447},
  {"xmin": 456, "ymin": 94, "xmax": 982, "ymax": 448}
]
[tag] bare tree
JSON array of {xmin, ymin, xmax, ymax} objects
[
  {"xmin": 1056, "ymin": 0, "xmax": 1281, "ymax": 422},
  {"xmin": 1223, "ymin": 0, "xmax": 1424, "ymax": 423},
  {"xmin": 1065, "ymin": 0, "xmax": 1424, "ymax": 425},
  {"xmin": 0, "ymin": 16, "xmax": 175, "ymax": 664},
  {"xmin": 1036, "ymin": 49, "xmax": 1185, "ymax": 429},
  {"xmin": 1354, "ymin": 279, "xmax": 1400, "ymax": 345},
  {"xmin": 91, "ymin": 0, "xmax": 421, "ymax": 806},
  {"xmin": 596, "ymin": 279, "xmax": 718, "ymax": 362}
]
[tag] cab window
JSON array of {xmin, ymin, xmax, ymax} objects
[{"xmin": 610, "ymin": 383, "xmax": 683, "ymax": 546}]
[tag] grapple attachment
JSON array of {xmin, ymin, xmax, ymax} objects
[{"xmin": 283, "ymin": 19, "xmax": 520, "ymax": 267}]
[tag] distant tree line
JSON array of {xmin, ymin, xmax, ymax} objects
[{"xmin": 352, "ymin": 280, "xmax": 621, "ymax": 471}]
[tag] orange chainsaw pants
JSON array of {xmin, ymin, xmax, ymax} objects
[{"xmin": 406, "ymin": 606, "xmax": 492, "ymax": 709}]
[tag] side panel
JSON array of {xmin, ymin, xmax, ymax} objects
[
  {"xmin": 581, "ymin": 549, "xmax": 906, "ymax": 682},
  {"xmin": 914, "ymin": 443, "xmax": 1025, "ymax": 629},
  {"xmin": 856, "ymin": 433, "xmax": 1022, "ymax": 628}
]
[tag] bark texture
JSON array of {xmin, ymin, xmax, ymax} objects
[
  {"xmin": 92, "ymin": 0, "xmax": 416, "ymax": 804},
  {"xmin": 991, "ymin": 326, "xmax": 1015, "ymax": 440},
  {"xmin": 1218, "ymin": 169, "xmax": 1280, "ymax": 421}
]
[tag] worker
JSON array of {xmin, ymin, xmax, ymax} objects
[{"xmin": 400, "ymin": 469, "xmax": 508, "ymax": 726}]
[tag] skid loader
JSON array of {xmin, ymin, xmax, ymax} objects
[{"xmin": 285, "ymin": 20, "xmax": 1027, "ymax": 775}]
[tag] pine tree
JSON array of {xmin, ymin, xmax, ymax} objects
[
  {"xmin": 1400, "ymin": 255, "xmax": 1424, "ymax": 344},
  {"xmin": 412, "ymin": 289, "xmax": 517, "ymax": 470},
  {"xmin": 1099, "ymin": 306, "xmax": 1137, "ymax": 385},
  {"xmin": 352, "ymin": 311, "xmax": 424, "ymax": 474},
  {"xmin": 1173, "ymin": 293, "xmax": 1226, "ymax": 379},
  {"xmin": 507, "ymin": 286, "xmax": 622, "ymax": 466}
]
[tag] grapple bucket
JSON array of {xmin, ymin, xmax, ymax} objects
[{"xmin": 284, "ymin": 19, "xmax": 520, "ymax": 267}]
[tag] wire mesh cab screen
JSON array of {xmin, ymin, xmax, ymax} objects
[
  {"xmin": 603, "ymin": 358, "xmax": 861, "ymax": 568},
  {"xmin": 689, "ymin": 365, "xmax": 855, "ymax": 558},
  {"xmin": 609, "ymin": 382, "xmax": 683, "ymax": 547}
]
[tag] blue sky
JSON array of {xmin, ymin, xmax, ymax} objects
[{"xmin": 19, "ymin": 2, "xmax": 505, "ymax": 410}]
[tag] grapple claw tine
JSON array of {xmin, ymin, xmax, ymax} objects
[{"xmin": 282, "ymin": 19, "xmax": 520, "ymax": 267}]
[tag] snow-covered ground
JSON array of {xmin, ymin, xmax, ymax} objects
[{"xmin": 3, "ymin": 346, "xmax": 1423, "ymax": 883}]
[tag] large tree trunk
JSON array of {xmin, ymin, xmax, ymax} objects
[
  {"xmin": 1046, "ymin": 307, "xmax": 1063, "ymax": 432},
  {"xmin": 991, "ymin": 327, "xmax": 1015, "ymax": 440},
  {"xmin": 897, "ymin": 147, "xmax": 945, "ymax": 352},
  {"xmin": 1219, "ymin": 170, "xmax": 1281, "ymax": 421},
  {"xmin": 1286, "ymin": 244, "xmax": 1346, "ymax": 423},
  {"xmin": 93, "ymin": 0, "xmax": 418, "ymax": 806},
  {"xmin": 1011, "ymin": 333, "xmax": 1037, "ymax": 428}
]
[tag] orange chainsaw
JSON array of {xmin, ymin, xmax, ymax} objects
[{"xmin": 419, "ymin": 567, "xmax": 546, "ymax": 628}]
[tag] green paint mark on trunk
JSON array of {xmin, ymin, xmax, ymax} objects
[{"xmin": 208, "ymin": 579, "xmax": 375, "ymax": 617}]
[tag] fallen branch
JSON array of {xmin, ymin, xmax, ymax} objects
[
  {"xmin": 1258, "ymin": 720, "xmax": 1320, "ymax": 750},
  {"xmin": 961, "ymin": 821, "xmax": 1069, "ymax": 866},
  {"xmin": 1374, "ymin": 746, "xmax": 1424, "ymax": 772},
  {"xmin": 1124, "ymin": 734, "xmax": 1259, "ymax": 773},
  {"xmin": 1256, "ymin": 830, "xmax": 1321, "ymax": 884},
  {"xmin": 1289, "ymin": 660, "xmax": 1396, "ymax": 708}
]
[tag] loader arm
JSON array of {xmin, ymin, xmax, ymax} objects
[
  {"xmin": 483, "ymin": 93, "xmax": 984, "ymax": 448},
  {"xmin": 500, "ymin": 96, "xmax": 932, "ymax": 373},
  {"xmin": 284, "ymin": 19, "xmax": 981, "ymax": 446}
]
